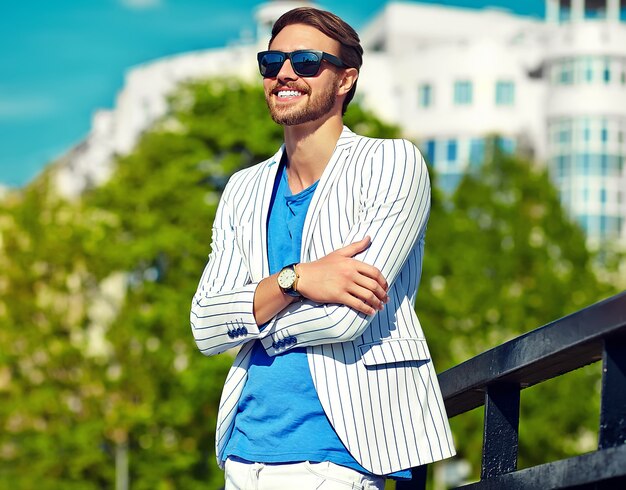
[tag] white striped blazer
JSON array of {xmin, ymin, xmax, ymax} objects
[{"xmin": 190, "ymin": 126, "xmax": 456, "ymax": 475}]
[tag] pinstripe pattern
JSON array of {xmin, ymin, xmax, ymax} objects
[{"xmin": 190, "ymin": 127, "xmax": 456, "ymax": 475}]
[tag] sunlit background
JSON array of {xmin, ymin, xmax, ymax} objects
[
  {"xmin": 0, "ymin": 1, "xmax": 625, "ymax": 489},
  {"xmin": 0, "ymin": 0, "xmax": 545, "ymax": 188}
]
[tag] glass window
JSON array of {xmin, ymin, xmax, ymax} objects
[
  {"xmin": 425, "ymin": 140, "xmax": 436, "ymax": 166},
  {"xmin": 600, "ymin": 188, "xmax": 607, "ymax": 203},
  {"xmin": 454, "ymin": 80, "xmax": 473, "ymax": 105},
  {"xmin": 470, "ymin": 138, "xmax": 485, "ymax": 167},
  {"xmin": 559, "ymin": 59, "xmax": 574, "ymax": 85},
  {"xmin": 600, "ymin": 216, "xmax": 607, "ymax": 236},
  {"xmin": 601, "ymin": 154, "xmax": 608, "ymax": 175},
  {"xmin": 583, "ymin": 119, "xmax": 591, "ymax": 142},
  {"xmin": 447, "ymin": 139, "xmax": 457, "ymax": 162},
  {"xmin": 498, "ymin": 138, "xmax": 516, "ymax": 154},
  {"xmin": 440, "ymin": 173, "xmax": 463, "ymax": 194},
  {"xmin": 604, "ymin": 57, "xmax": 611, "ymax": 83},
  {"xmin": 495, "ymin": 81, "xmax": 515, "ymax": 106},
  {"xmin": 418, "ymin": 83, "xmax": 433, "ymax": 108},
  {"xmin": 584, "ymin": 57, "xmax": 593, "ymax": 82},
  {"xmin": 558, "ymin": 155, "xmax": 570, "ymax": 177}
]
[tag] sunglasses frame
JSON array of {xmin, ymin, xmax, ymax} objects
[{"xmin": 257, "ymin": 50, "xmax": 347, "ymax": 78}]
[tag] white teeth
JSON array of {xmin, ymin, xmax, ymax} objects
[{"xmin": 277, "ymin": 90, "xmax": 302, "ymax": 98}]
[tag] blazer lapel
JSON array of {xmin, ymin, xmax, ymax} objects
[
  {"xmin": 249, "ymin": 145, "xmax": 284, "ymax": 281},
  {"xmin": 301, "ymin": 126, "xmax": 357, "ymax": 261}
]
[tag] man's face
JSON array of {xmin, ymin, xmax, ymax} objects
[{"xmin": 264, "ymin": 24, "xmax": 343, "ymax": 126}]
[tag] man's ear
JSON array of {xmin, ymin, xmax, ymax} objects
[{"xmin": 337, "ymin": 67, "xmax": 359, "ymax": 96}]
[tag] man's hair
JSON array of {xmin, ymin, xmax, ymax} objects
[{"xmin": 269, "ymin": 7, "xmax": 363, "ymax": 115}]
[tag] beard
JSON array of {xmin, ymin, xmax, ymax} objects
[{"xmin": 265, "ymin": 76, "xmax": 340, "ymax": 126}]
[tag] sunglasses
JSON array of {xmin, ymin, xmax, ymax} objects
[{"xmin": 257, "ymin": 50, "xmax": 347, "ymax": 78}]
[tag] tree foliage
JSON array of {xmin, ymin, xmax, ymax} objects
[
  {"xmin": 0, "ymin": 79, "xmax": 619, "ymax": 489},
  {"xmin": 417, "ymin": 142, "xmax": 616, "ymax": 479}
]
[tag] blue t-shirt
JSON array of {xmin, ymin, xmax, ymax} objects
[{"xmin": 223, "ymin": 160, "xmax": 411, "ymax": 480}]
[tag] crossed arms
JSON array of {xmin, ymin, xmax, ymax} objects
[{"xmin": 190, "ymin": 138, "xmax": 431, "ymax": 357}]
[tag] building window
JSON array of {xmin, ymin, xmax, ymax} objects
[
  {"xmin": 470, "ymin": 138, "xmax": 485, "ymax": 167},
  {"xmin": 495, "ymin": 80, "xmax": 515, "ymax": 106},
  {"xmin": 559, "ymin": 59, "xmax": 574, "ymax": 85},
  {"xmin": 584, "ymin": 57, "xmax": 593, "ymax": 83},
  {"xmin": 583, "ymin": 119, "xmax": 591, "ymax": 142},
  {"xmin": 603, "ymin": 57, "xmax": 611, "ymax": 83},
  {"xmin": 600, "ymin": 188, "xmax": 607, "ymax": 204},
  {"xmin": 557, "ymin": 155, "xmax": 570, "ymax": 177},
  {"xmin": 498, "ymin": 137, "xmax": 516, "ymax": 154},
  {"xmin": 418, "ymin": 83, "xmax": 433, "ymax": 108},
  {"xmin": 447, "ymin": 139, "xmax": 457, "ymax": 162},
  {"xmin": 440, "ymin": 173, "xmax": 463, "ymax": 194},
  {"xmin": 454, "ymin": 80, "xmax": 473, "ymax": 105},
  {"xmin": 424, "ymin": 140, "xmax": 436, "ymax": 166}
]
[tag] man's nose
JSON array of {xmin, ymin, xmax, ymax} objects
[{"xmin": 276, "ymin": 58, "xmax": 298, "ymax": 81}]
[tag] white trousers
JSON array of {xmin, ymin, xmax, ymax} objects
[{"xmin": 224, "ymin": 458, "xmax": 386, "ymax": 490}]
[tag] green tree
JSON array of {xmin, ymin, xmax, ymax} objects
[
  {"xmin": 0, "ymin": 76, "xmax": 618, "ymax": 490},
  {"xmin": 416, "ymin": 141, "xmax": 616, "ymax": 481}
]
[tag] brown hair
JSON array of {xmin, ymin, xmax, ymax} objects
[{"xmin": 269, "ymin": 7, "xmax": 363, "ymax": 115}]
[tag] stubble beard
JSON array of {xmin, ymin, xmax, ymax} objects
[{"xmin": 266, "ymin": 77, "xmax": 340, "ymax": 126}]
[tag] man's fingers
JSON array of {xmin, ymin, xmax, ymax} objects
[
  {"xmin": 355, "ymin": 262, "xmax": 388, "ymax": 290},
  {"xmin": 335, "ymin": 236, "xmax": 371, "ymax": 257},
  {"xmin": 352, "ymin": 274, "xmax": 388, "ymax": 303},
  {"xmin": 343, "ymin": 293, "xmax": 377, "ymax": 316},
  {"xmin": 347, "ymin": 284, "xmax": 386, "ymax": 311}
]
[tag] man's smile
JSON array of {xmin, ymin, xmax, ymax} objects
[{"xmin": 276, "ymin": 89, "xmax": 304, "ymax": 99}]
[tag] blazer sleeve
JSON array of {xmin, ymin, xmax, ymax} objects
[
  {"xmin": 259, "ymin": 139, "xmax": 431, "ymax": 355},
  {"xmin": 190, "ymin": 177, "xmax": 262, "ymax": 356}
]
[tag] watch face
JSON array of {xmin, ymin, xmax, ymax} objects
[{"xmin": 278, "ymin": 267, "xmax": 297, "ymax": 289}]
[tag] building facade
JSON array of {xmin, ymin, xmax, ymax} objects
[
  {"xmin": 54, "ymin": 0, "xmax": 626, "ymax": 246},
  {"xmin": 357, "ymin": 0, "xmax": 626, "ymax": 246}
]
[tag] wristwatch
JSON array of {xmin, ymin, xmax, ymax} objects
[{"xmin": 277, "ymin": 263, "xmax": 300, "ymax": 297}]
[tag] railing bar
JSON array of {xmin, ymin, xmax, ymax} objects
[
  {"xmin": 598, "ymin": 334, "xmax": 626, "ymax": 450},
  {"xmin": 480, "ymin": 383, "xmax": 520, "ymax": 479}
]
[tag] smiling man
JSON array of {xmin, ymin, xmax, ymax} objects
[{"xmin": 190, "ymin": 7, "xmax": 455, "ymax": 489}]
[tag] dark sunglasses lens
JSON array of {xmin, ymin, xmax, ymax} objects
[
  {"xmin": 260, "ymin": 53, "xmax": 286, "ymax": 77},
  {"xmin": 292, "ymin": 51, "xmax": 322, "ymax": 77}
]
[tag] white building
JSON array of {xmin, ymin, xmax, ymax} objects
[
  {"xmin": 359, "ymin": 0, "xmax": 626, "ymax": 246},
  {"xmin": 53, "ymin": 0, "xmax": 626, "ymax": 246}
]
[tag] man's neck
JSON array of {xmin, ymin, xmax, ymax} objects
[{"xmin": 282, "ymin": 114, "xmax": 344, "ymax": 194}]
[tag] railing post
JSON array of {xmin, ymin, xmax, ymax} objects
[
  {"xmin": 599, "ymin": 335, "xmax": 626, "ymax": 449},
  {"xmin": 396, "ymin": 464, "xmax": 427, "ymax": 490},
  {"xmin": 481, "ymin": 382, "xmax": 520, "ymax": 479}
]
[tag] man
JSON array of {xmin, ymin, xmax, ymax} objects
[{"xmin": 191, "ymin": 7, "xmax": 455, "ymax": 489}]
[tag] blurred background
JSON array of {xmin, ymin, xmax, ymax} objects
[{"xmin": 0, "ymin": 0, "xmax": 625, "ymax": 488}]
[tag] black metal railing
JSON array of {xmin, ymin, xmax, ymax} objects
[{"xmin": 398, "ymin": 291, "xmax": 626, "ymax": 490}]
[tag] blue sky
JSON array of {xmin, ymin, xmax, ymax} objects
[{"xmin": 0, "ymin": 0, "xmax": 544, "ymax": 187}]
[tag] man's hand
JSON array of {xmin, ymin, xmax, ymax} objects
[{"xmin": 297, "ymin": 236, "xmax": 389, "ymax": 315}]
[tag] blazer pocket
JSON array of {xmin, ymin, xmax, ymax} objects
[{"xmin": 358, "ymin": 338, "xmax": 430, "ymax": 366}]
